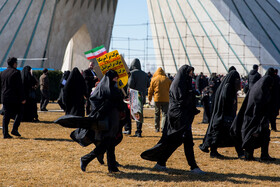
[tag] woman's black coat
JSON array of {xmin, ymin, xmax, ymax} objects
[
  {"xmin": 63, "ymin": 67, "xmax": 87, "ymax": 117},
  {"xmin": 230, "ymin": 75, "xmax": 274, "ymax": 150},
  {"xmin": 200, "ymin": 70, "xmax": 240, "ymax": 148}
]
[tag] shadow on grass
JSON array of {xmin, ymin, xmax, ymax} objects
[
  {"xmin": 33, "ymin": 138, "xmax": 73, "ymax": 142},
  {"xmin": 36, "ymin": 121, "xmax": 55, "ymax": 124},
  {"xmin": 113, "ymin": 164, "xmax": 280, "ymax": 184}
]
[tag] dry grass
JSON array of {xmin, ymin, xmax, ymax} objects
[{"xmin": 0, "ymin": 100, "xmax": 279, "ymax": 186}]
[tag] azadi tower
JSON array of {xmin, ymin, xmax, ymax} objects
[
  {"xmin": 0, "ymin": 0, "xmax": 117, "ymax": 70},
  {"xmin": 147, "ymin": 0, "xmax": 280, "ymax": 75}
]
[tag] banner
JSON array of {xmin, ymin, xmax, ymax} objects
[
  {"xmin": 96, "ymin": 50, "xmax": 128, "ymax": 88},
  {"xmin": 129, "ymin": 88, "xmax": 143, "ymax": 123}
]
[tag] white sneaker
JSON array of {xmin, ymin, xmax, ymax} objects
[
  {"xmin": 190, "ymin": 168, "xmax": 206, "ymax": 175},
  {"xmin": 153, "ymin": 163, "xmax": 168, "ymax": 171}
]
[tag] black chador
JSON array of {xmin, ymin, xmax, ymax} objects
[
  {"xmin": 201, "ymin": 86, "xmax": 213, "ymax": 124},
  {"xmin": 21, "ymin": 66, "xmax": 38, "ymax": 122},
  {"xmin": 63, "ymin": 67, "xmax": 86, "ymax": 117},
  {"xmin": 230, "ymin": 75, "xmax": 276, "ymax": 161},
  {"xmin": 199, "ymin": 70, "xmax": 244, "ymax": 158},
  {"xmin": 57, "ymin": 70, "xmax": 70, "ymax": 111},
  {"xmin": 141, "ymin": 65, "xmax": 204, "ymax": 173},
  {"xmin": 79, "ymin": 70, "xmax": 125, "ymax": 173},
  {"xmin": 265, "ymin": 68, "xmax": 280, "ymax": 132}
]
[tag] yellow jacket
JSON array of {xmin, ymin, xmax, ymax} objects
[{"xmin": 148, "ymin": 68, "xmax": 171, "ymax": 102}]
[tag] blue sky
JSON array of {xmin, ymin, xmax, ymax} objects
[{"xmin": 110, "ymin": 0, "xmax": 156, "ymax": 73}]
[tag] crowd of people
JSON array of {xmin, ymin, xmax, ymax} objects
[{"xmin": 1, "ymin": 56, "xmax": 279, "ymax": 174}]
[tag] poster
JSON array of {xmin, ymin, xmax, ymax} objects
[
  {"xmin": 96, "ymin": 50, "xmax": 128, "ymax": 89},
  {"xmin": 129, "ymin": 88, "xmax": 143, "ymax": 123}
]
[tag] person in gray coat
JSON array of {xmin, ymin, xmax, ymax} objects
[{"xmin": 126, "ymin": 58, "xmax": 149, "ymax": 137}]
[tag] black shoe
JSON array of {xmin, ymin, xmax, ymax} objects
[
  {"xmin": 115, "ymin": 161, "xmax": 121, "ymax": 167},
  {"xmin": 80, "ymin": 158, "xmax": 88, "ymax": 172},
  {"xmin": 109, "ymin": 167, "xmax": 120, "ymax": 173},
  {"xmin": 11, "ymin": 130, "xmax": 21, "ymax": 137},
  {"xmin": 33, "ymin": 119, "xmax": 40, "ymax": 122},
  {"xmin": 41, "ymin": 108, "xmax": 48, "ymax": 111},
  {"xmin": 133, "ymin": 133, "xmax": 142, "ymax": 137},
  {"xmin": 238, "ymin": 154, "xmax": 245, "ymax": 159},
  {"xmin": 210, "ymin": 151, "xmax": 224, "ymax": 159},
  {"xmin": 3, "ymin": 134, "xmax": 12, "ymax": 139},
  {"xmin": 199, "ymin": 144, "xmax": 209, "ymax": 153},
  {"xmin": 260, "ymin": 155, "xmax": 276, "ymax": 162},
  {"xmin": 97, "ymin": 155, "xmax": 104, "ymax": 165}
]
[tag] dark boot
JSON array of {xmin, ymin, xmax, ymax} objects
[
  {"xmin": 244, "ymin": 149, "xmax": 255, "ymax": 161},
  {"xmin": 210, "ymin": 147, "xmax": 224, "ymax": 159},
  {"xmin": 260, "ymin": 141, "xmax": 276, "ymax": 161},
  {"xmin": 97, "ymin": 154, "xmax": 105, "ymax": 165},
  {"xmin": 80, "ymin": 151, "xmax": 97, "ymax": 172},
  {"xmin": 199, "ymin": 144, "xmax": 209, "ymax": 153}
]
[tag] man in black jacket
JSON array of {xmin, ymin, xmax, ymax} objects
[
  {"xmin": 248, "ymin": 64, "xmax": 261, "ymax": 90},
  {"xmin": 83, "ymin": 61, "xmax": 98, "ymax": 115},
  {"xmin": 1, "ymin": 57, "xmax": 25, "ymax": 138}
]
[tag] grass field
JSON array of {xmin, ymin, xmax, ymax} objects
[{"xmin": 0, "ymin": 101, "xmax": 279, "ymax": 186}]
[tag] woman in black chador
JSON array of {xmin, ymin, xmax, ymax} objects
[
  {"xmin": 57, "ymin": 70, "xmax": 70, "ymax": 111},
  {"xmin": 80, "ymin": 70, "xmax": 125, "ymax": 173},
  {"xmin": 199, "ymin": 70, "xmax": 244, "ymax": 158},
  {"xmin": 21, "ymin": 66, "xmax": 39, "ymax": 122},
  {"xmin": 63, "ymin": 67, "xmax": 87, "ymax": 117},
  {"xmin": 141, "ymin": 65, "xmax": 205, "ymax": 174},
  {"xmin": 230, "ymin": 73, "xmax": 276, "ymax": 161}
]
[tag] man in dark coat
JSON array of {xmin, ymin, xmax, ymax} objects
[
  {"xmin": 83, "ymin": 61, "xmax": 99, "ymax": 115},
  {"xmin": 248, "ymin": 64, "xmax": 261, "ymax": 90},
  {"xmin": 39, "ymin": 68, "xmax": 49, "ymax": 111},
  {"xmin": 199, "ymin": 70, "xmax": 244, "ymax": 158},
  {"xmin": 63, "ymin": 67, "xmax": 87, "ymax": 117},
  {"xmin": 126, "ymin": 58, "xmax": 149, "ymax": 137},
  {"xmin": 230, "ymin": 74, "xmax": 276, "ymax": 161},
  {"xmin": 1, "ymin": 57, "xmax": 25, "ymax": 138},
  {"xmin": 141, "ymin": 65, "xmax": 205, "ymax": 174}
]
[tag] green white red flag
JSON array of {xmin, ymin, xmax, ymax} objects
[{"xmin": 84, "ymin": 45, "xmax": 107, "ymax": 60}]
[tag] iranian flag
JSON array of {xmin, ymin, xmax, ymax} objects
[{"xmin": 84, "ymin": 45, "xmax": 107, "ymax": 60}]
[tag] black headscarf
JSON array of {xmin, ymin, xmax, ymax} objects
[
  {"xmin": 63, "ymin": 67, "xmax": 87, "ymax": 116},
  {"xmin": 230, "ymin": 75, "xmax": 274, "ymax": 149},
  {"xmin": 200, "ymin": 70, "xmax": 240, "ymax": 148}
]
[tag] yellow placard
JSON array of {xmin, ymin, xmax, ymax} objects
[{"xmin": 96, "ymin": 50, "xmax": 128, "ymax": 88}]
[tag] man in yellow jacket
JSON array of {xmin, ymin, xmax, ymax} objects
[{"xmin": 148, "ymin": 68, "xmax": 171, "ymax": 132}]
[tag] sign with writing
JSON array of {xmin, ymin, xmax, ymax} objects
[{"xmin": 96, "ymin": 50, "xmax": 128, "ymax": 88}]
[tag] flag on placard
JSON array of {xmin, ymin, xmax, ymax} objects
[{"xmin": 84, "ymin": 45, "xmax": 107, "ymax": 60}]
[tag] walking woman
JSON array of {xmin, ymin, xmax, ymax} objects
[
  {"xmin": 199, "ymin": 70, "xmax": 244, "ymax": 158},
  {"xmin": 141, "ymin": 65, "xmax": 205, "ymax": 174},
  {"xmin": 231, "ymin": 73, "xmax": 276, "ymax": 161},
  {"xmin": 80, "ymin": 70, "xmax": 126, "ymax": 173}
]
